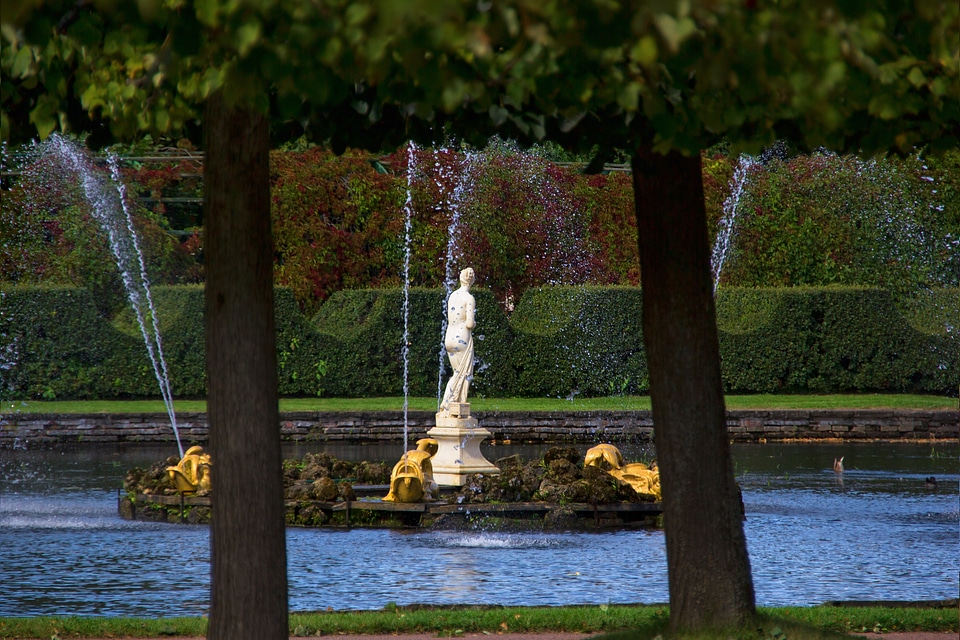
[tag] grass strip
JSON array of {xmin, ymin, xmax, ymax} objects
[
  {"xmin": 1, "ymin": 605, "xmax": 956, "ymax": 639},
  {"xmin": 2, "ymin": 393, "xmax": 956, "ymax": 415}
]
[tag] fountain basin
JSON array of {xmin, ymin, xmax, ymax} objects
[
  {"xmin": 119, "ymin": 446, "xmax": 662, "ymax": 529},
  {"xmin": 121, "ymin": 492, "xmax": 662, "ymax": 529}
]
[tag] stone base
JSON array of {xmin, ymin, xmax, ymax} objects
[{"xmin": 427, "ymin": 410, "xmax": 500, "ymax": 487}]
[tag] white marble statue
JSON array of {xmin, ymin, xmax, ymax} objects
[{"xmin": 440, "ymin": 267, "xmax": 476, "ymax": 413}]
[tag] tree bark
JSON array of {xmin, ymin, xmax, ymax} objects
[
  {"xmin": 631, "ymin": 143, "xmax": 755, "ymax": 630},
  {"xmin": 204, "ymin": 90, "xmax": 288, "ymax": 639}
]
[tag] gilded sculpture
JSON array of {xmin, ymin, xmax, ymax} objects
[
  {"xmin": 166, "ymin": 445, "xmax": 212, "ymax": 494},
  {"xmin": 584, "ymin": 443, "xmax": 661, "ymax": 501},
  {"xmin": 383, "ymin": 438, "xmax": 439, "ymax": 503}
]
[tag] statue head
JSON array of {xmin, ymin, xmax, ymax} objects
[{"xmin": 460, "ymin": 267, "xmax": 475, "ymax": 287}]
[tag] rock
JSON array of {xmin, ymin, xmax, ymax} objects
[
  {"xmin": 542, "ymin": 446, "xmax": 581, "ymax": 465},
  {"xmin": 331, "ymin": 459, "xmax": 354, "ymax": 478},
  {"xmin": 296, "ymin": 504, "xmax": 329, "ymax": 526},
  {"xmin": 286, "ymin": 482, "xmax": 312, "ymax": 500},
  {"xmin": 300, "ymin": 462, "xmax": 330, "ymax": 481},
  {"xmin": 187, "ymin": 506, "xmax": 211, "ymax": 524},
  {"xmin": 543, "ymin": 505, "xmax": 578, "ymax": 529},
  {"xmin": 545, "ymin": 458, "xmax": 581, "ymax": 484},
  {"xmin": 354, "ymin": 461, "xmax": 389, "ymax": 484},
  {"xmin": 338, "ymin": 482, "xmax": 356, "ymax": 501},
  {"xmin": 310, "ymin": 476, "xmax": 339, "ymax": 501}
]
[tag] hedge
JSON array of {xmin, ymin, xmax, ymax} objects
[
  {"xmin": 716, "ymin": 287, "xmax": 959, "ymax": 394},
  {"xmin": 0, "ymin": 285, "xmax": 113, "ymax": 399},
  {"xmin": 312, "ymin": 287, "xmax": 514, "ymax": 398},
  {"xmin": 509, "ymin": 286, "xmax": 647, "ymax": 397},
  {"xmin": 1, "ymin": 285, "xmax": 956, "ymax": 400}
]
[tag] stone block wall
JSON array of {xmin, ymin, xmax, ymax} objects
[{"xmin": 1, "ymin": 409, "xmax": 956, "ymax": 448}]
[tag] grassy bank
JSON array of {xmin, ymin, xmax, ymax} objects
[
  {"xmin": 1, "ymin": 393, "xmax": 956, "ymax": 415},
  {"xmin": 1, "ymin": 604, "xmax": 957, "ymax": 639}
]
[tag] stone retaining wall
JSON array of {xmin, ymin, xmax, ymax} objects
[{"xmin": 1, "ymin": 409, "xmax": 956, "ymax": 447}]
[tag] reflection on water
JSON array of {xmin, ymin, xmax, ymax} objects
[{"xmin": 1, "ymin": 441, "xmax": 957, "ymax": 616}]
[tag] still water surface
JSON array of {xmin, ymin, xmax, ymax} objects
[{"xmin": 1, "ymin": 441, "xmax": 957, "ymax": 616}]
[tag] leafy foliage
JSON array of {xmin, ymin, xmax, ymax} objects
[
  {"xmin": 717, "ymin": 286, "xmax": 958, "ymax": 394},
  {"xmin": 0, "ymin": 145, "xmax": 202, "ymax": 315},
  {"xmin": 270, "ymin": 147, "xmax": 405, "ymax": 313},
  {"xmin": 723, "ymin": 151, "xmax": 960, "ymax": 294},
  {"xmin": 3, "ymin": 284, "xmax": 955, "ymax": 400},
  {"xmin": 510, "ymin": 286, "xmax": 647, "ymax": 397}
]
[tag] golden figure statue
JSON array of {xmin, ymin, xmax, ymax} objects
[
  {"xmin": 383, "ymin": 438, "xmax": 439, "ymax": 503},
  {"xmin": 584, "ymin": 443, "xmax": 661, "ymax": 501},
  {"xmin": 166, "ymin": 445, "xmax": 212, "ymax": 494}
]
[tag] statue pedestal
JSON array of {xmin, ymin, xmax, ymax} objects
[{"xmin": 427, "ymin": 405, "xmax": 500, "ymax": 487}]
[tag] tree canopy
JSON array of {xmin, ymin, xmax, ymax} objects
[{"xmin": 4, "ymin": 1, "xmax": 957, "ymax": 155}]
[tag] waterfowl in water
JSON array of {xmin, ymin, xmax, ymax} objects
[
  {"xmin": 925, "ymin": 476, "xmax": 937, "ymax": 489},
  {"xmin": 833, "ymin": 457, "xmax": 844, "ymax": 473}
]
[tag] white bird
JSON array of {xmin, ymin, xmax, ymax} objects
[{"xmin": 833, "ymin": 457, "xmax": 844, "ymax": 473}]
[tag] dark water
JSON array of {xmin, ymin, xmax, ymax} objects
[{"xmin": 1, "ymin": 441, "xmax": 957, "ymax": 616}]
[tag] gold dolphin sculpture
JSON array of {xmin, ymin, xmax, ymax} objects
[
  {"xmin": 383, "ymin": 438, "xmax": 439, "ymax": 503},
  {"xmin": 166, "ymin": 445, "xmax": 212, "ymax": 494},
  {"xmin": 584, "ymin": 443, "xmax": 661, "ymax": 501}
]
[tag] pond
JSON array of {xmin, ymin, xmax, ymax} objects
[{"xmin": 1, "ymin": 441, "xmax": 957, "ymax": 617}]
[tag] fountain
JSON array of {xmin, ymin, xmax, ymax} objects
[
  {"xmin": 382, "ymin": 437, "xmax": 438, "ymax": 503},
  {"xmin": 10, "ymin": 136, "xmax": 185, "ymax": 457},
  {"xmin": 3, "ymin": 139, "xmax": 958, "ymax": 616},
  {"xmin": 711, "ymin": 153, "xmax": 758, "ymax": 293}
]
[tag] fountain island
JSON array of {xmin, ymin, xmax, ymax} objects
[{"xmin": 121, "ymin": 267, "xmax": 662, "ymax": 529}]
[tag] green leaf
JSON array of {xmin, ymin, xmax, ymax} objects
[
  {"xmin": 654, "ymin": 14, "xmax": 696, "ymax": 53},
  {"xmin": 80, "ymin": 83, "xmax": 105, "ymax": 110},
  {"xmin": 488, "ymin": 104, "xmax": 508, "ymax": 126},
  {"xmin": 195, "ymin": 0, "xmax": 219, "ymax": 27},
  {"xmin": 155, "ymin": 108, "xmax": 170, "ymax": 132},
  {"xmin": 234, "ymin": 19, "xmax": 261, "ymax": 57},
  {"xmin": 345, "ymin": 3, "xmax": 372, "ymax": 26},
  {"xmin": 868, "ymin": 93, "xmax": 900, "ymax": 120},
  {"xmin": 906, "ymin": 66, "xmax": 926, "ymax": 88},
  {"xmin": 630, "ymin": 36, "xmax": 658, "ymax": 66},
  {"xmin": 10, "ymin": 46, "xmax": 33, "ymax": 78},
  {"xmin": 29, "ymin": 93, "xmax": 60, "ymax": 139}
]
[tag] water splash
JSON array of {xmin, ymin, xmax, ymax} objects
[
  {"xmin": 437, "ymin": 148, "xmax": 477, "ymax": 408},
  {"xmin": 711, "ymin": 153, "xmax": 758, "ymax": 293},
  {"xmin": 401, "ymin": 141, "xmax": 416, "ymax": 454},
  {"xmin": 46, "ymin": 136, "xmax": 184, "ymax": 457}
]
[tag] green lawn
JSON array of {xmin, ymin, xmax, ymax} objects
[
  {"xmin": 1, "ymin": 393, "xmax": 956, "ymax": 415},
  {"xmin": 0, "ymin": 604, "xmax": 956, "ymax": 639}
]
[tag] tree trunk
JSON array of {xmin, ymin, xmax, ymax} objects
[
  {"xmin": 204, "ymin": 90, "xmax": 288, "ymax": 639},
  {"xmin": 631, "ymin": 143, "xmax": 755, "ymax": 630}
]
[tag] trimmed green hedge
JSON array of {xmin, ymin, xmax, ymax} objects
[
  {"xmin": 0, "ymin": 286, "xmax": 113, "ymax": 399},
  {"xmin": 717, "ymin": 287, "xmax": 958, "ymax": 394},
  {"xmin": 1, "ymin": 284, "xmax": 956, "ymax": 400},
  {"xmin": 509, "ymin": 286, "xmax": 647, "ymax": 397},
  {"xmin": 313, "ymin": 287, "xmax": 514, "ymax": 398}
]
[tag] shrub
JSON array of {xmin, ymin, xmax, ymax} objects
[
  {"xmin": 509, "ymin": 286, "xmax": 647, "ymax": 397},
  {"xmin": 0, "ymin": 285, "xmax": 113, "ymax": 399},
  {"xmin": 312, "ymin": 287, "xmax": 514, "ymax": 398},
  {"xmin": 270, "ymin": 148, "xmax": 405, "ymax": 314},
  {"xmin": 717, "ymin": 287, "xmax": 959, "ymax": 394},
  {"xmin": 723, "ymin": 152, "xmax": 960, "ymax": 293}
]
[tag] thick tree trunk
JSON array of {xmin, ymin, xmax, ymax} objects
[
  {"xmin": 631, "ymin": 144, "xmax": 755, "ymax": 630},
  {"xmin": 204, "ymin": 91, "xmax": 288, "ymax": 639}
]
